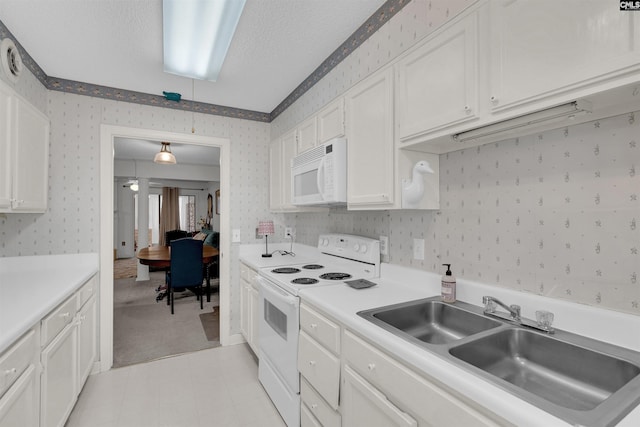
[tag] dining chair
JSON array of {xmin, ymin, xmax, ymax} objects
[{"xmin": 167, "ymin": 238, "xmax": 204, "ymax": 314}]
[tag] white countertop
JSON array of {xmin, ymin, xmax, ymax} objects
[
  {"xmin": 0, "ymin": 253, "xmax": 99, "ymax": 354},
  {"xmin": 295, "ymin": 262, "xmax": 640, "ymax": 427}
]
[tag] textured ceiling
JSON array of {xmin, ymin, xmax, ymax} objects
[{"xmin": 0, "ymin": 0, "xmax": 385, "ymax": 113}]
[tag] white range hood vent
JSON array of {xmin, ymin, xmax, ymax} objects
[{"xmin": 452, "ymin": 100, "xmax": 592, "ymax": 144}]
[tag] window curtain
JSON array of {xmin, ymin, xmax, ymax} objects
[{"xmin": 159, "ymin": 187, "xmax": 180, "ymax": 246}]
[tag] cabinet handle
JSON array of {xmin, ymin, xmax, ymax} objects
[
  {"xmin": 60, "ymin": 312, "xmax": 71, "ymax": 319},
  {"xmin": 490, "ymin": 95, "xmax": 498, "ymax": 104},
  {"xmin": 464, "ymin": 105, "xmax": 471, "ymax": 113},
  {"xmin": 367, "ymin": 363, "xmax": 376, "ymax": 371},
  {"xmin": 310, "ymin": 323, "xmax": 318, "ymax": 330},
  {"xmin": 309, "ymin": 360, "xmax": 316, "ymax": 367},
  {"xmin": 311, "ymin": 403, "xmax": 318, "ymax": 410},
  {"xmin": 3, "ymin": 367, "xmax": 17, "ymax": 376}
]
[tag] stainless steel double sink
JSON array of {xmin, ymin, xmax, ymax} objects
[{"xmin": 358, "ymin": 297, "xmax": 640, "ymax": 427}]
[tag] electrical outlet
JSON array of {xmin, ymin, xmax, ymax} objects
[
  {"xmin": 379, "ymin": 235, "xmax": 389, "ymax": 256},
  {"xmin": 232, "ymin": 229, "xmax": 241, "ymax": 243},
  {"xmin": 284, "ymin": 227, "xmax": 293, "ymax": 239},
  {"xmin": 413, "ymin": 238, "xmax": 425, "ymax": 260}
]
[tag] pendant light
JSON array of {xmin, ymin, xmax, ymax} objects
[{"xmin": 154, "ymin": 142, "xmax": 177, "ymax": 164}]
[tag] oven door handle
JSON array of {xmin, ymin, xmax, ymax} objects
[{"xmin": 257, "ymin": 277, "xmax": 298, "ymax": 306}]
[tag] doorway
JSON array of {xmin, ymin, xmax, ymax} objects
[{"xmin": 99, "ymin": 125, "xmax": 231, "ymax": 372}]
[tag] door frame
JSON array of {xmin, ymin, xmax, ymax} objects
[{"xmin": 99, "ymin": 124, "xmax": 232, "ymax": 372}]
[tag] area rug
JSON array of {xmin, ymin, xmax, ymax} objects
[
  {"xmin": 114, "ymin": 257, "xmax": 137, "ymax": 279},
  {"xmin": 113, "ymin": 271, "xmax": 220, "ymax": 368},
  {"xmin": 199, "ymin": 307, "xmax": 220, "ymax": 342}
]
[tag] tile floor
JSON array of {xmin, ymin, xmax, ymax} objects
[{"xmin": 66, "ymin": 344, "xmax": 286, "ymax": 427}]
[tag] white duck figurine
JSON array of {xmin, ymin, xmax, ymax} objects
[{"xmin": 402, "ymin": 160, "xmax": 435, "ymax": 208}]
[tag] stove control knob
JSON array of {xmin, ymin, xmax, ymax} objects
[
  {"xmin": 353, "ymin": 243, "xmax": 360, "ymax": 252},
  {"xmin": 360, "ymin": 245, "xmax": 368, "ymax": 253}
]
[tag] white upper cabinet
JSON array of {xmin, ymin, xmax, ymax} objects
[
  {"xmin": 488, "ymin": 0, "xmax": 640, "ymax": 113},
  {"xmin": 269, "ymin": 129, "xmax": 298, "ymax": 211},
  {"xmin": 345, "ymin": 67, "xmax": 395, "ymax": 209},
  {"xmin": 396, "ymin": 10, "xmax": 479, "ymax": 142},
  {"xmin": 0, "ymin": 80, "xmax": 49, "ymax": 213},
  {"xmin": 13, "ymin": 98, "xmax": 49, "ymax": 212},
  {"xmin": 317, "ymin": 98, "xmax": 345, "ymax": 144},
  {"xmin": 0, "ymin": 83, "xmax": 12, "ymax": 210},
  {"xmin": 297, "ymin": 115, "xmax": 318, "ymax": 154}
]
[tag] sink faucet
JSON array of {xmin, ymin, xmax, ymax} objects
[{"xmin": 482, "ymin": 296, "xmax": 521, "ymax": 321}]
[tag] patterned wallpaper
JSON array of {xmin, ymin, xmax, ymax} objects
[{"xmin": 0, "ymin": 87, "xmax": 272, "ymax": 335}]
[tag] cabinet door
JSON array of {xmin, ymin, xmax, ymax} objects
[
  {"xmin": 297, "ymin": 116, "xmax": 318, "ymax": 154},
  {"xmin": 0, "ymin": 83, "xmax": 12, "ymax": 210},
  {"xmin": 342, "ymin": 365, "xmax": 417, "ymax": 427},
  {"xmin": 12, "ymin": 98, "xmax": 49, "ymax": 212},
  {"xmin": 240, "ymin": 280, "xmax": 250, "ymax": 340},
  {"xmin": 77, "ymin": 296, "xmax": 97, "ymax": 390},
  {"xmin": 41, "ymin": 324, "xmax": 77, "ymax": 427},
  {"xmin": 280, "ymin": 130, "xmax": 297, "ymax": 210},
  {"xmin": 249, "ymin": 285, "xmax": 260, "ymax": 355},
  {"xmin": 0, "ymin": 365, "xmax": 38, "ymax": 427},
  {"xmin": 346, "ymin": 68, "xmax": 395, "ymax": 208},
  {"xmin": 317, "ymin": 99, "xmax": 345, "ymax": 143},
  {"xmin": 396, "ymin": 12, "xmax": 478, "ymax": 140},
  {"xmin": 489, "ymin": 0, "xmax": 640, "ymax": 112}
]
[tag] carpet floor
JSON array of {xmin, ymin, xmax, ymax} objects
[{"xmin": 113, "ymin": 271, "xmax": 220, "ymax": 368}]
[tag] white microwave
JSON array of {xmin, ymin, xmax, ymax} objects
[{"xmin": 291, "ymin": 137, "xmax": 347, "ymax": 206}]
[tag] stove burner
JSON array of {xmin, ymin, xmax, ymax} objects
[
  {"xmin": 302, "ymin": 264, "xmax": 324, "ymax": 270},
  {"xmin": 272, "ymin": 267, "xmax": 301, "ymax": 274},
  {"xmin": 291, "ymin": 278, "xmax": 319, "ymax": 285},
  {"xmin": 319, "ymin": 272, "xmax": 352, "ymax": 281}
]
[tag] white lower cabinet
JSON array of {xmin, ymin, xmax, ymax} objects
[
  {"xmin": 342, "ymin": 330, "xmax": 508, "ymax": 427},
  {"xmin": 40, "ymin": 322, "xmax": 77, "ymax": 427},
  {"xmin": 240, "ymin": 262, "xmax": 260, "ymax": 355},
  {"xmin": 342, "ymin": 365, "xmax": 417, "ymax": 427},
  {"xmin": 0, "ymin": 365, "xmax": 39, "ymax": 427},
  {"xmin": 0, "ymin": 329, "xmax": 39, "ymax": 427},
  {"xmin": 77, "ymin": 296, "xmax": 97, "ymax": 389},
  {"xmin": 297, "ymin": 301, "xmax": 510, "ymax": 427}
]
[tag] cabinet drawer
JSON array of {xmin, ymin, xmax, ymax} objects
[
  {"xmin": 298, "ymin": 330, "xmax": 340, "ymax": 410},
  {"xmin": 301, "ymin": 378, "xmax": 341, "ymax": 427},
  {"xmin": 301, "ymin": 402, "xmax": 322, "ymax": 427},
  {"xmin": 0, "ymin": 329, "xmax": 36, "ymax": 398},
  {"xmin": 343, "ymin": 330, "xmax": 507, "ymax": 427},
  {"xmin": 77, "ymin": 275, "xmax": 96, "ymax": 309},
  {"xmin": 240, "ymin": 263, "xmax": 249, "ymax": 281},
  {"xmin": 300, "ymin": 304, "xmax": 340, "ymax": 355},
  {"xmin": 41, "ymin": 294, "xmax": 77, "ymax": 347}
]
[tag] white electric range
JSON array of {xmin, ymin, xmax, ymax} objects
[{"xmin": 257, "ymin": 233, "xmax": 381, "ymax": 427}]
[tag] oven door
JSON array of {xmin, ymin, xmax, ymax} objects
[{"xmin": 257, "ymin": 276, "xmax": 300, "ymax": 394}]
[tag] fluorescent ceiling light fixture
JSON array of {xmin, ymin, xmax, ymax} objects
[
  {"xmin": 453, "ymin": 100, "xmax": 592, "ymax": 144},
  {"xmin": 163, "ymin": 0, "xmax": 246, "ymax": 82},
  {"xmin": 154, "ymin": 142, "xmax": 177, "ymax": 164}
]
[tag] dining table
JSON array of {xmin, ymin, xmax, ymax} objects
[{"xmin": 137, "ymin": 245, "xmax": 219, "ymax": 302}]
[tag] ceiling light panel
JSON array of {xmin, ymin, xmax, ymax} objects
[{"xmin": 163, "ymin": 0, "xmax": 246, "ymax": 82}]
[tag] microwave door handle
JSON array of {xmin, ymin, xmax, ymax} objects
[{"xmin": 316, "ymin": 156, "xmax": 326, "ymax": 201}]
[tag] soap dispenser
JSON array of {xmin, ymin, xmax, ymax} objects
[{"xmin": 441, "ymin": 264, "xmax": 456, "ymax": 303}]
